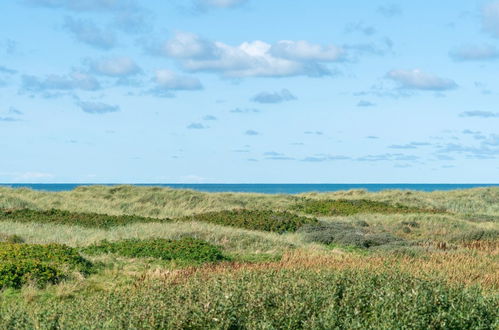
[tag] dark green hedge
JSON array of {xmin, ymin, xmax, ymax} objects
[
  {"xmin": 178, "ymin": 209, "xmax": 318, "ymax": 233},
  {"xmin": 82, "ymin": 237, "xmax": 225, "ymax": 263},
  {"xmin": 0, "ymin": 208, "xmax": 167, "ymax": 229},
  {"xmin": 292, "ymin": 199, "xmax": 445, "ymax": 216}
]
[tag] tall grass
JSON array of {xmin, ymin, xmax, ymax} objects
[
  {"xmin": 1, "ymin": 268, "xmax": 496, "ymax": 329},
  {"xmin": 1, "ymin": 185, "xmax": 498, "ymax": 218}
]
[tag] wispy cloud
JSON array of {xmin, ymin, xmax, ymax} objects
[
  {"xmin": 377, "ymin": 4, "xmax": 402, "ymax": 17},
  {"xmin": 77, "ymin": 101, "xmax": 119, "ymax": 114},
  {"xmin": 22, "ymin": 72, "xmax": 100, "ymax": 93},
  {"xmin": 304, "ymin": 131, "xmax": 323, "ymax": 135},
  {"xmin": 357, "ymin": 100, "xmax": 375, "ymax": 107},
  {"xmin": 64, "ymin": 17, "xmax": 116, "ymax": 50},
  {"xmin": 345, "ymin": 21, "xmax": 377, "ymax": 36},
  {"xmin": 187, "ymin": 122, "xmax": 208, "ymax": 129},
  {"xmin": 0, "ymin": 117, "xmax": 20, "ymax": 122},
  {"xmin": 460, "ymin": 111, "xmax": 499, "ymax": 118},
  {"xmin": 356, "ymin": 153, "xmax": 419, "ymax": 162},
  {"xmin": 86, "ymin": 57, "xmax": 141, "ymax": 77},
  {"xmin": 386, "ymin": 69, "xmax": 457, "ymax": 91},
  {"xmin": 0, "ymin": 66, "xmax": 17, "ymax": 74},
  {"xmin": 251, "ymin": 89, "xmax": 296, "ymax": 104},
  {"xmin": 450, "ymin": 44, "xmax": 499, "ymax": 61},
  {"xmin": 149, "ymin": 69, "xmax": 203, "ymax": 97},
  {"xmin": 245, "ymin": 129, "xmax": 259, "ymax": 136},
  {"xmin": 230, "ymin": 108, "xmax": 260, "ymax": 114},
  {"xmin": 482, "ymin": 1, "xmax": 499, "ymax": 38}
]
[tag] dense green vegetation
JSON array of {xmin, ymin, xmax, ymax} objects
[
  {"xmin": 0, "ymin": 186, "xmax": 497, "ymax": 329},
  {"xmin": 0, "ymin": 242, "xmax": 92, "ymax": 289},
  {"xmin": 83, "ymin": 237, "xmax": 226, "ymax": 263},
  {"xmin": 292, "ymin": 198, "xmax": 446, "ymax": 216},
  {"xmin": 0, "ymin": 270, "xmax": 496, "ymax": 329},
  {"xmin": 0, "ymin": 208, "xmax": 166, "ymax": 229},
  {"xmin": 178, "ymin": 209, "xmax": 318, "ymax": 233}
]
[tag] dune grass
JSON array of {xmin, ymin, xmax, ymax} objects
[
  {"xmin": 0, "ymin": 185, "xmax": 497, "ymax": 328},
  {"xmin": 1, "ymin": 185, "xmax": 498, "ymax": 218}
]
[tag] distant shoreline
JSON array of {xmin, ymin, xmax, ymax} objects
[{"xmin": 1, "ymin": 183, "xmax": 497, "ymax": 194}]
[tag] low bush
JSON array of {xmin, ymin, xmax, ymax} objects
[
  {"xmin": 0, "ymin": 243, "xmax": 92, "ymax": 289},
  {"xmin": 82, "ymin": 237, "xmax": 226, "ymax": 263},
  {"xmin": 0, "ymin": 233, "xmax": 24, "ymax": 244},
  {"xmin": 299, "ymin": 222, "xmax": 403, "ymax": 248},
  {"xmin": 292, "ymin": 199, "xmax": 445, "ymax": 216},
  {"xmin": 0, "ymin": 260, "xmax": 61, "ymax": 289},
  {"xmin": 0, "ymin": 243, "xmax": 93, "ymax": 275},
  {"xmin": 178, "ymin": 209, "xmax": 318, "ymax": 233},
  {"xmin": 0, "ymin": 208, "xmax": 167, "ymax": 229}
]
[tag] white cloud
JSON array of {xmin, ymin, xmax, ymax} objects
[
  {"xmin": 153, "ymin": 69, "xmax": 203, "ymax": 91},
  {"xmin": 162, "ymin": 32, "xmax": 218, "ymax": 59},
  {"xmin": 88, "ymin": 57, "xmax": 141, "ymax": 77},
  {"xmin": 450, "ymin": 44, "xmax": 499, "ymax": 61},
  {"xmin": 482, "ymin": 1, "xmax": 499, "ymax": 38},
  {"xmin": 386, "ymin": 69, "xmax": 457, "ymax": 91},
  {"xmin": 270, "ymin": 40, "xmax": 344, "ymax": 61},
  {"xmin": 155, "ymin": 32, "xmax": 343, "ymax": 78}
]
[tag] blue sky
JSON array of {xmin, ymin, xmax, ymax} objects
[{"xmin": 1, "ymin": 0, "xmax": 499, "ymax": 183}]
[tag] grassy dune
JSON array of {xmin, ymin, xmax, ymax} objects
[{"xmin": 0, "ymin": 185, "xmax": 497, "ymax": 329}]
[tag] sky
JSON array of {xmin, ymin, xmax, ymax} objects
[{"xmin": 0, "ymin": 0, "xmax": 499, "ymax": 183}]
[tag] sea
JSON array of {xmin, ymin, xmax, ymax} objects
[{"xmin": 0, "ymin": 183, "xmax": 497, "ymax": 194}]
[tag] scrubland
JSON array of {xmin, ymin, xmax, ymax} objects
[{"xmin": 0, "ymin": 185, "xmax": 497, "ymax": 329}]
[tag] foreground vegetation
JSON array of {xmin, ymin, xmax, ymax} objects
[{"xmin": 0, "ymin": 185, "xmax": 497, "ymax": 329}]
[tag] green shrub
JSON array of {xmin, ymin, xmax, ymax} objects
[
  {"xmin": 83, "ymin": 237, "xmax": 226, "ymax": 263},
  {"xmin": 0, "ymin": 260, "xmax": 62, "ymax": 289},
  {"xmin": 0, "ymin": 243, "xmax": 93, "ymax": 275},
  {"xmin": 0, "ymin": 233, "xmax": 24, "ymax": 244},
  {"xmin": 0, "ymin": 243, "xmax": 92, "ymax": 289},
  {"xmin": 178, "ymin": 209, "xmax": 318, "ymax": 233},
  {"xmin": 299, "ymin": 222, "xmax": 403, "ymax": 248},
  {"xmin": 0, "ymin": 208, "xmax": 167, "ymax": 229},
  {"xmin": 292, "ymin": 199, "xmax": 445, "ymax": 216}
]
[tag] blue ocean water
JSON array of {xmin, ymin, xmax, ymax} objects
[{"xmin": 0, "ymin": 183, "xmax": 497, "ymax": 194}]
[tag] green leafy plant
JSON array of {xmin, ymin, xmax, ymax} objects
[
  {"xmin": 83, "ymin": 237, "xmax": 226, "ymax": 263},
  {"xmin": 178, "ymin": 209, "xmax": 318, "ymax": 233},
  {"xmin": 0, "ymin": 243, "xmax": 92, "ymax": 289},
  {"xmin": 0, "ymin": 208, "xmax": 167, "ymax": 229},
  {"xmin": 0, "ymin": 260, "xmax": 62, "ymax": 289},
  {"xmin": 292, "ymin": 199, "xmax": 445, "ymax": 216}
]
